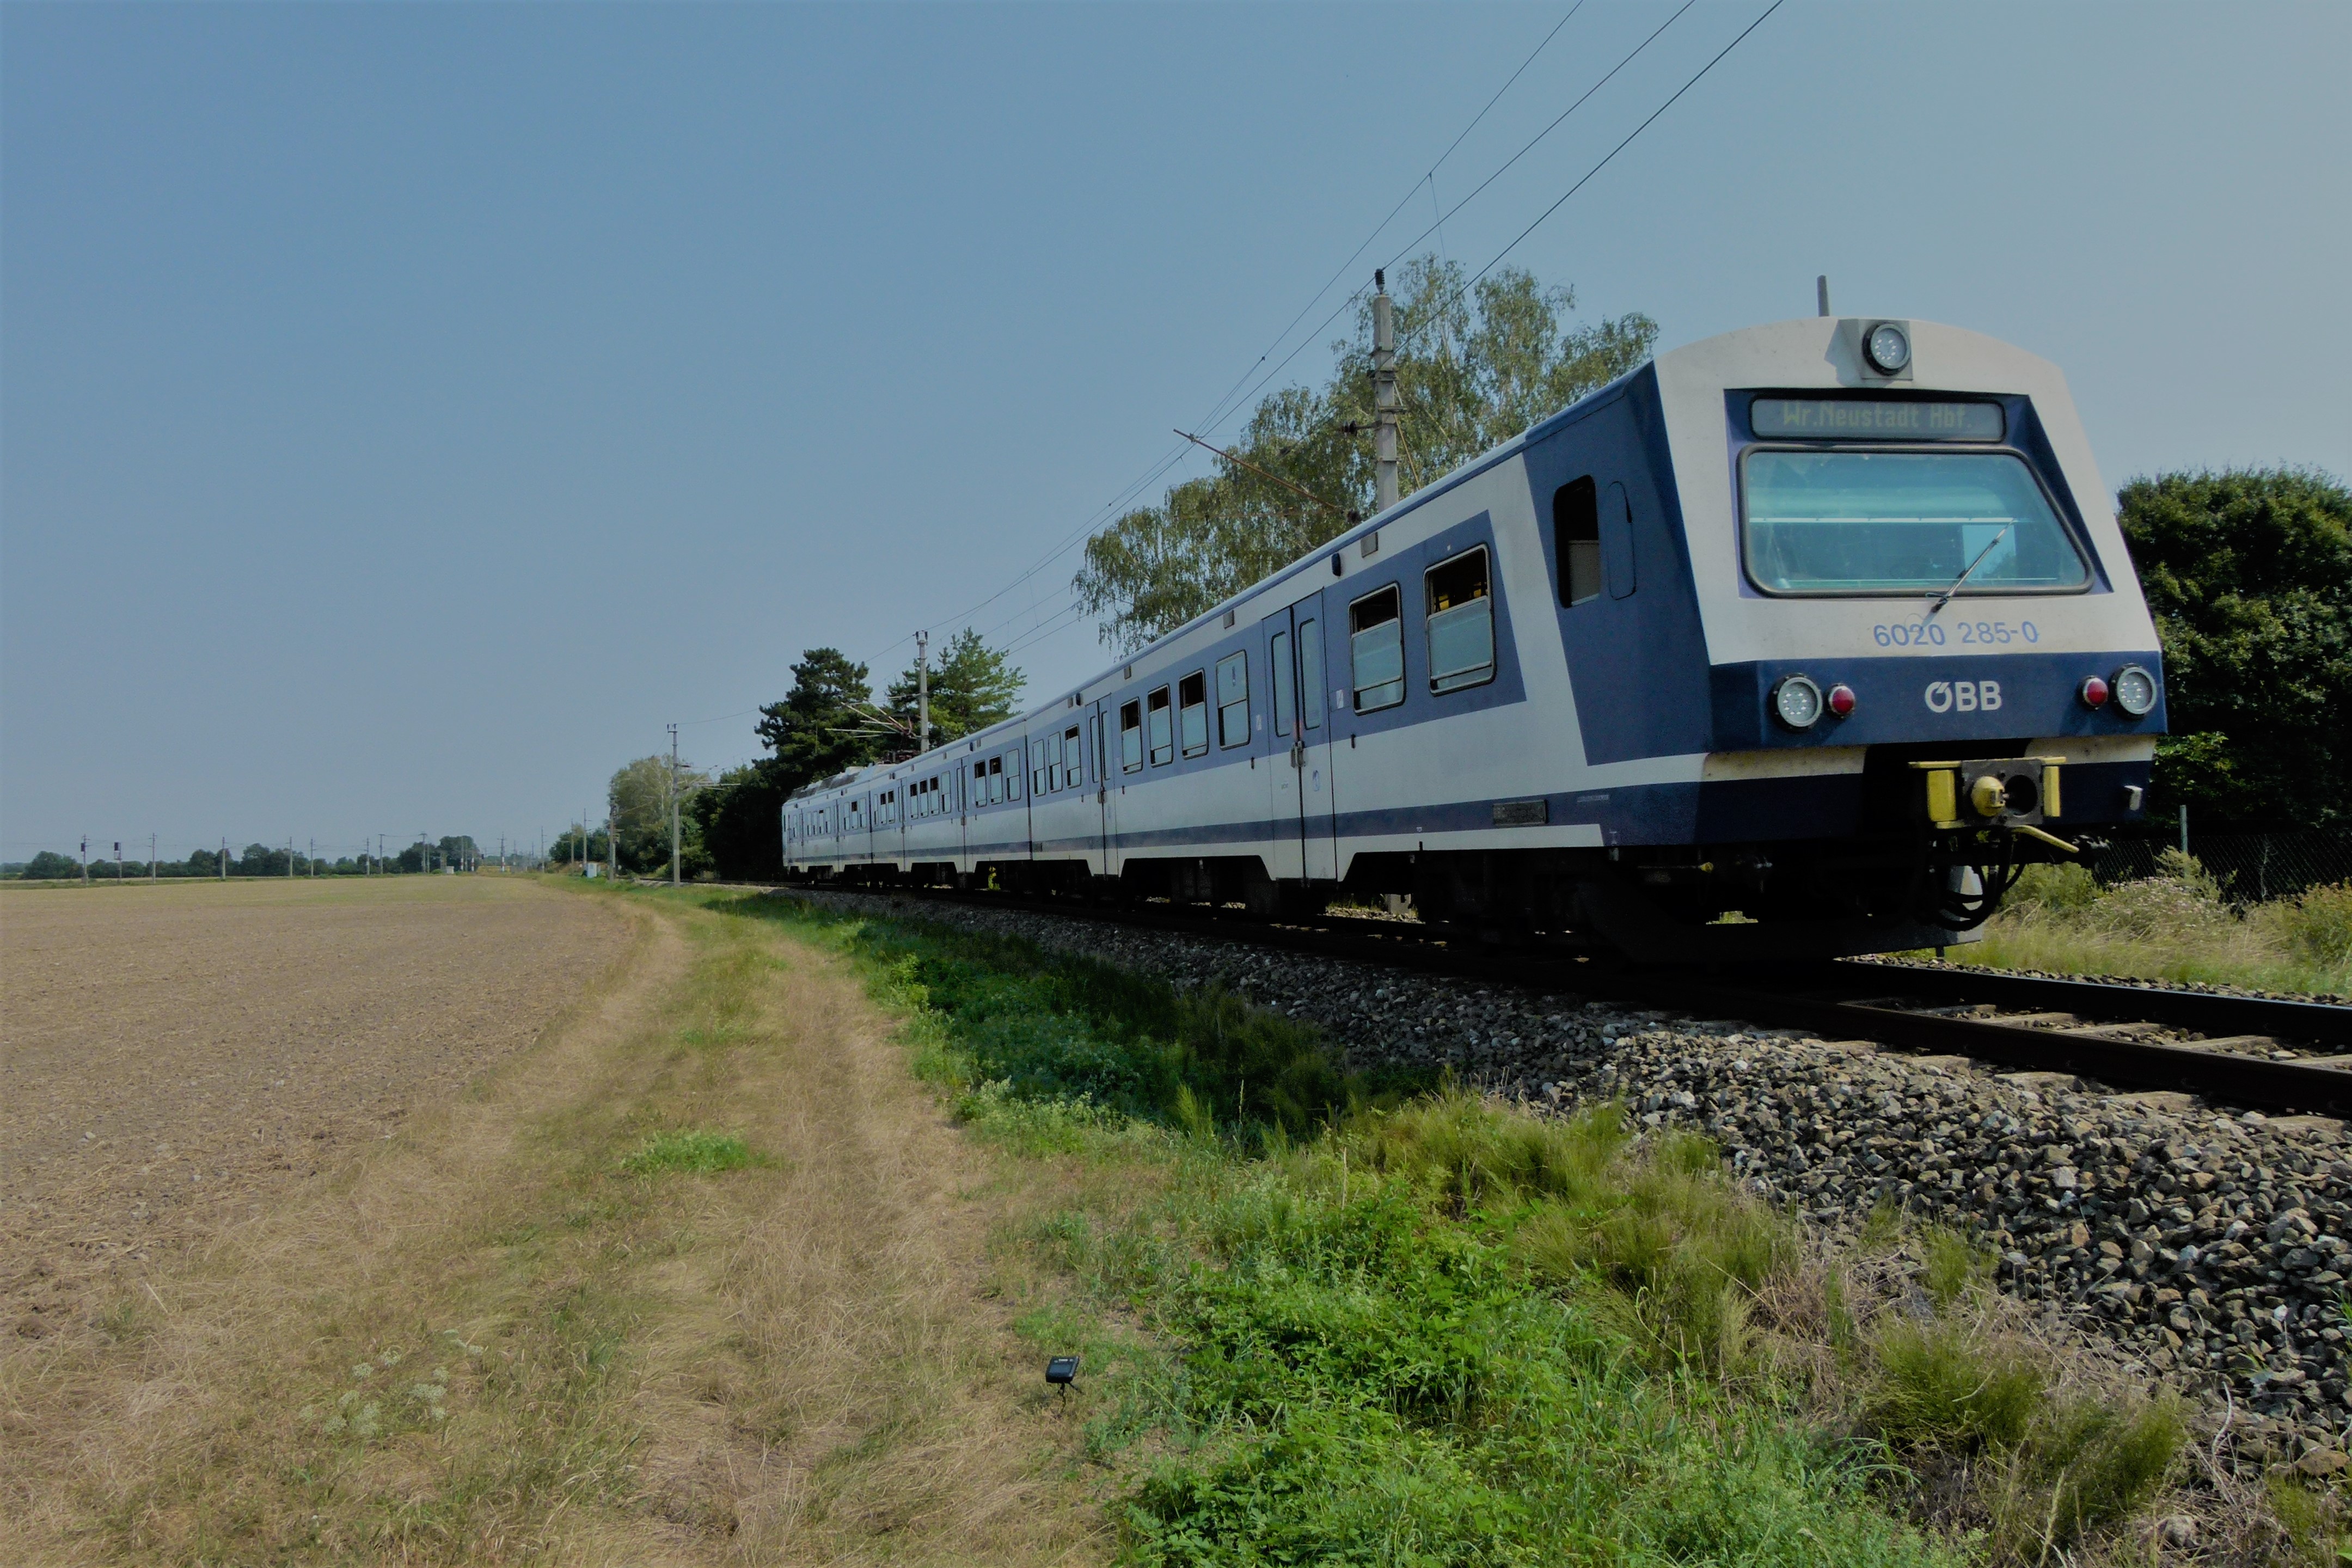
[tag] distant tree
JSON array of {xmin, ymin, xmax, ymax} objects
[
  {"xmin": 19, "ymin": 850, "xmax": 79, "ymax": 880},
  {"xmin": 2121, "ymin": 467, "xmax": 2352, "ymax": 829},
  {"xmin": 1075, "ymin": 255, "xmax": 1657, "ymax": 651},
  {"xmin": 693, "ymin": 762, "xmax": 786, "ymax": 881},
  {"xmin": 884, "ymin": 629, "xmax": 1026, "ymax": 746},
  {"xmin": 609, "ymin": 756, "xmax": 710, "ymax": 874},
  {"xmin": 754, "ymin": 648, "xmax": 880, "ymax": 792},
  {"xmin": 548, "ymin": 824, "xmax": 609, "ymax": 867}
]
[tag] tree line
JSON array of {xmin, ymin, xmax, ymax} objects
[{"xmin": 14, "ymin": 836, "xmax": 485, "ymax": 880}]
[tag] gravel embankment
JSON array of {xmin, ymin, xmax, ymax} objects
[{"xmin": 792, "ymin": 889, "xmax": 2351, "ymax": 1476}]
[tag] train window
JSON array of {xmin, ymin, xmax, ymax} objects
[
  {"xmin": 1298, "ymin": 620, "xmax": 1324, "ymax": 730},
  {"xmin": 1270, "ymin": 631, "xmax": 1294, "ymax": 740},
  {"xmin": 1031, "ymin": 739, "xmax": 1046, "ymax": 797},
  {"xmin": 988, "ymin": 755, "xmax": 1004, "ymax": 803},
  {"xmin": 1006, "ymin": 752, "xmax": 1021, "ymax": 800},
  {"xmin": 1216, "ymin": 652, "xmax": 1250, "ymax": 748},
  {"xmin": 1349, "ymin": 586, "xmax": 1405, "ymax": 712},
  {"xmin": 1555, "ymin": 477, "xmax": 1603, "ymax": 605},
  {"xmin": 1741, "ymin": 449, "xmax": 2090, "ymax": 596},
  {"xmin": 1120, "ymin": 701, "xmax": 1143, "ymax": 772},
  {"xmin": 1063, "ymin": 725, "xmax": 1083, "ymax": 786},
  {"xmin": 1147, "ymin": 687, "xmax": 1173, "ymax": 765},
  {"xmin": 1425, "ymin": 547, "xmax": 1495, "ymax": 694},
  {"xmin": 973, "ymin": 762, "xmax": 987, "ymax": 807},
  {"xmin": 1178, "ymin": 671, "xmax": 1209, "ymax": 757}
]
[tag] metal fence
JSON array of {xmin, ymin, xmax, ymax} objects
[{"xmin": 2084, "ymin": 829, "xmax": 2352, "ymax": 905}]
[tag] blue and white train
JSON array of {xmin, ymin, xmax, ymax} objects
[{"xmin": 783, "ymin": 315, "xmax": 2165, "ymax": 961}]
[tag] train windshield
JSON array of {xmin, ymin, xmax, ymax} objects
[{"xmin": 1742, "ymin": 450, "xmax": 2088, "ymax": 596}]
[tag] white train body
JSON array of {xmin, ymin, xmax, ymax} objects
[{"xmin": 785, "ymin": 317, "xmax": 2165, "ymax": 960}]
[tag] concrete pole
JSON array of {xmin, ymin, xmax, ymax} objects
[
  {"xmin": 81, "ymin": 836, "xmax": 89, "ymax": 885},
  {"xmin": 916, "ymin": 629, "xmax": 931, "ymax": 754},
  {"xmin": 1372, "ymin": 270, "xmax": 1399, "ymax": 514},
  {"xmin": 1817, "ymin": 274, "xmax": 1832, "ymax": 317},
  {"xmin": 150, "ymin": 834, "xmax": 157, "ymax": 883},
  {"xmin": 669, "ymin": 722, "xmax": 682, "ymax": 885}
]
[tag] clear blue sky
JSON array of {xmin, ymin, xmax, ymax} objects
[{"xmin": 5, "ymin": 2, "xmax": 2345, "ymax": 863}]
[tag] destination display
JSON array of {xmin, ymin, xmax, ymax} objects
[{"xmin": 1750, "ymin": 397, "xmax": 2004, "ymax": 442}]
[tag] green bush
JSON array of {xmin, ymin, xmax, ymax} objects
[
  {"xmin": 1867, "ymin": 1321, "xmax": 2044, "ymax": 1452},
  {"xmin": 1920, "ymin": 1229, "xmax": 1994, "ymax": 1312},
  {"xmin": 2004, "ymin": 861, "xmax": 2100, "ymax": 917},
  {"xmin": 2268, "ymin": 880, "xmax": 2352, "ymax": 969}
]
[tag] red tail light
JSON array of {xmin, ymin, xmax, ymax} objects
[
  {"xmin": 2079, "ymin": 676, "xmax": 2110, "ymax": 708},
  {"xmin": 1827, "ymin": 684, "xmax": 1856, "ymax": 717}
]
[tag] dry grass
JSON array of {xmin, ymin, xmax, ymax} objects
[
  {"xmin": 0, "ymin": 881, "xmax": 1108, "ymax": 1565},
  {"xmin": 1941, "ymin": 857, "xmax": 2352, "ymax": 996}
]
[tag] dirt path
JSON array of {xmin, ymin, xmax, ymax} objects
[{"xmin": 1, "ymin": 885, "xmax": 1105, "ymax": 1565}]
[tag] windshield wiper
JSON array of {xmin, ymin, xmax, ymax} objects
[{"xmin": 1927, "ymin": 524, "xmax": 2012, "ymax": 615}]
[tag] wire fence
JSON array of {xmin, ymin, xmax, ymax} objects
[{"xmin": 2085, "ymin": 829, "xmax": 2352, "ymax": 906}]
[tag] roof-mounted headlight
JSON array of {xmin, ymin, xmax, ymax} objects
[
  {"xmin": 1864, "ymin": 322, "xmax": 1911, "ymax": 374},
  {"xmin": 1771, "ymin": 673, "xmax": 1824, "ymax": 730},
  {"xmin": 2111, "ymin": 664, "xmax": 2158, "ymax": 718}
]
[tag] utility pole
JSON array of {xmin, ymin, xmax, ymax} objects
[
  {"xmin": 607, "ymin": 805, "xmax": 617, "ymax": 883},
  {"xmin": 1373, "ymin": 269, "xmax": 1399, "ymax": 515},
  {"xmin": 288, "ymin": 837, "xmax": 295, "ymax": 878},
  {"xmin": 1817, "ymin": 274, "xmax": 1832, "ymax": 317},
  {"xmin": 916, "ymin": 629, "xmax": 931, "ymax": 754},
  {"xmin": 150, "ymin": 834, "xmax": 157, "ymax": 884},
  {"xmin": 80, "ymin": 836, "xmax": 89, "ymax": 885},
  {"xmin": 220, "ymin": 838, "xmax": 228, "ymax": 880},
  {"xmin": 115, "ymin": 841, "xmax": 123, "ymax": 883},
  {"xmin": 668, "ymin": 722, "xmax": 682, "ymax": 885}
]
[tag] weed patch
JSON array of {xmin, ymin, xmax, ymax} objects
[{"xmin": 618, "ymin": 1127, "xmax": 756, "ymax": 1175}]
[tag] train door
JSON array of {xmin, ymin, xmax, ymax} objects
[
  {"xmin": 1092, "ymin": 702, "xmax": 1118, "ymax": 875},
  {"xmin": 1262, "ymin": 598, "xmax": 1339, "ymax": 883}
]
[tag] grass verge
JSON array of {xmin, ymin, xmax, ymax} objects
[
  {"xmin": 749, "ymin": 890, "xmax": 2295, "ymax": 1566},
  {"xmin": 1927, "ymin": 855, "xmax": 2351, "ymax": 995}
]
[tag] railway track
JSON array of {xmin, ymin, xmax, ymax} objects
[{"xmin": 748, "ymin": 880, "xmax": 2352, "ymax": 1119}]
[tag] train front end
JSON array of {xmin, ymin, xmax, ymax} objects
[{"xmin": 1616, "ymin": 317, "xmax": 2165, "ymax": 953}]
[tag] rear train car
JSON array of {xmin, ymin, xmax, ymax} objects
[{"xmin": 784, "ymin": 315, "xmax": 2164, "ymax": 961}]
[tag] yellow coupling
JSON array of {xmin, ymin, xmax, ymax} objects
[
  {"xmin": 1969, "ymin": 774, "xmax": 2008, "ymax": 817},
  {"xmin": 2042, "ymin": 763, "xmax": 2062, "ymax": 819}
]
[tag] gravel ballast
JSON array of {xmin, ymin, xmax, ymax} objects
[{"xmin": 790, "ymin": 889, "xmax": 2351, "ymax": 1474}]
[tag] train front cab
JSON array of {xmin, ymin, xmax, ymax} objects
[{"xmin": 1520, "ymin": 316, "xmax": 2166, "ymax": 961}]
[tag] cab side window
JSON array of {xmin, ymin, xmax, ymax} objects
[
  {"xmin": 1425, "ymin": 546, "xmax": 1495, "ymax": 693},
  {"xmin": 1063, "ymin": 724, "xmax": 1083, "ymax": 786},
  {"xmin": 1555, "ymin": 476, "xmax": 1602, "ymax": 605},
  {"xmin": 1349, "ymin": 586, "xmax": 1405, "ymax": 712}
]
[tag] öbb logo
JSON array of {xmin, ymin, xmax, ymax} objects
[{"xmin": 1924, "ymin": 679, "xmax": 2001, "ymax": 714}]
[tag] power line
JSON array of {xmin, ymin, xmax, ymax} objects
[{"xmin": 863, "ymin": 8, "xmax": 1598, "ymax": 678}]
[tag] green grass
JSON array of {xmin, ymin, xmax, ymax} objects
[
  {"xmin": 728, "ymin": 890, "xmax": 2206, "ymax": 1565},
  {"xmin": 617, "ymin": 1127, "xmax": 755, "ymax": 1175}
]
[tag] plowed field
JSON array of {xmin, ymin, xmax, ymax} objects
[{"xmin": 1, "ymin": 876, "xmax": 630, "ymax": 1337}]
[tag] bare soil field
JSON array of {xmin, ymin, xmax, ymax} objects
[{"xmin": 2, "ymin": 876, "xmax": 633, "ymax": 1338}]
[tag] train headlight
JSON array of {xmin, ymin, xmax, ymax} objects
[
  {"xmin": 2111, "ymin": 664, "xmax": 2158, "ymax": 718},
  {"xmin": 1771, "ymin": 673, "xmax": 1824, "ymax": 730},
  {"xmin": 1864, "ymin": 322, "xmax": 1912, "ymax": 374},
  {"xmin": 2079, "ymin": 675, "xmax": 2110, "ymax": 708}
]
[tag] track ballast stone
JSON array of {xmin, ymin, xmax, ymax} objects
[{"xmin": 791, "ymin": 889, "xmax": 2351, "ymax": 1471}]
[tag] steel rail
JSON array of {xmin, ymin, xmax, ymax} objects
[{"xmin": 742, "ymin": 880, "xmax": 2352, "ymax": 1118}]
